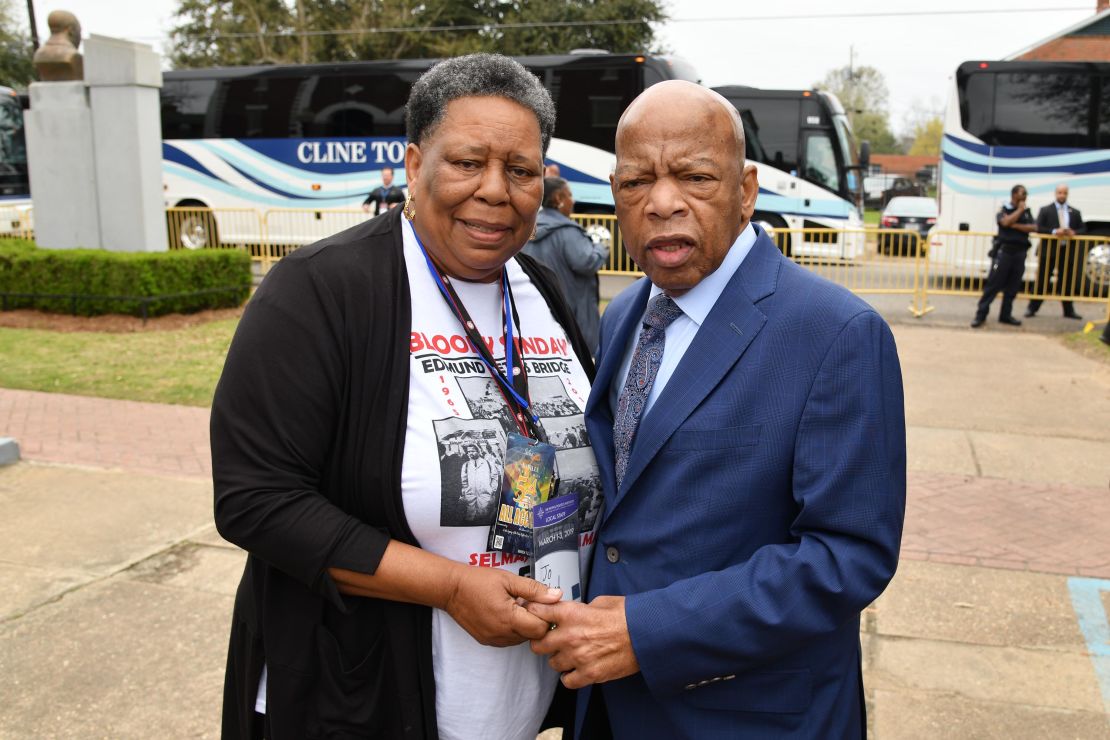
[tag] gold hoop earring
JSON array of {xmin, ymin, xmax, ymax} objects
[
  {"xmin": 403, "ymin": 191, "xmax": 416, "ymax": 221},
  {"xmin": 529, "ymin": 223, "xmax": 537, "ymax": 241}
]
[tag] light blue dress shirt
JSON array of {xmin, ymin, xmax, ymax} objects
[{"xmin": 609, "ymin": 222, "xmax": 757, "ymax": 417}]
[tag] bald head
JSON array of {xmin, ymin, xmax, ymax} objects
[
  {"xmin": 609, "ymin": 80, "xmax": 759, "ymax": 296},
  {"xmin": 616, "ymin": 81, "xmax": 746, "ymax": 164}
]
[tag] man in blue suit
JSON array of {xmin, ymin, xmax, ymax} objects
[{"xmin": 529, "ymin": 81, "xmax": 906, "ymax": 738}]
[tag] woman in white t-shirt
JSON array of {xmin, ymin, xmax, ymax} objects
[{"xmin": 212, "ymin": 54, "xmax": 601, "ymax": 740}]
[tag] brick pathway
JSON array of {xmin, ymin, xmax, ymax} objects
[
  {"xmin": 3, "ymin": 386, "xmax": 1109, "ymax": 577},
  {"xmin": 0, "ymin": 387, "xmax": 210, "ymax": 479}
]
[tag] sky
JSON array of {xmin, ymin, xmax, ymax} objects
[{"xmin": 11, "ymin": 0, "xmax": 1099, "ymax": 136}]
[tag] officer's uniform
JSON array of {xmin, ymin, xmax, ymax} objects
[{"xmin": 974, "ymin": 202, "xmax": 1033, "ymax": 325}]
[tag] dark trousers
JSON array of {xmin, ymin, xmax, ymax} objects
[
  {"xmin": 976, "ymin": 249, "xmax": 1026, "ymax": 321},
  {"xmin": 1027, "ymin": 240, "xmax": 1080, "ymax": 315}
]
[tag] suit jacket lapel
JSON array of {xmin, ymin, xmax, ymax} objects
[
  {"xmin": 585, "ymin": 279, "xmax": 652, "ymax": 520},
  {"xmin": 612, "ymin": 231, "xmax": 783, "ymax": 508}
]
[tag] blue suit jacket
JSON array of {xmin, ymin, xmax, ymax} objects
[{"xmin": 580, "ymin": 227, "xmax": 906, "ymax": 739}]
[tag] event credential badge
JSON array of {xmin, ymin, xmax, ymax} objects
[{"xmin": 487, "ymin": 433, "xmax": 557, "ymax": 557}]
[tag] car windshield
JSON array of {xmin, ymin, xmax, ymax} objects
[{"xmin": 885, "ymin": 197, "xmax": 936, "ymax": 217}]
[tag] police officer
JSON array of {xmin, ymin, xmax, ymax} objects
[{"xmin": 972, "ymin": 184, "xmax": 1035, "ymax": 328}]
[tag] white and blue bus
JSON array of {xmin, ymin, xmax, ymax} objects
[
  {"xmin": 713, "ymin": 86, "xmax": 868, "ymax": 258},
  {"xmin": 160, "ymin": 52, "xmax": 699, "ymax": 247},
  {"xmin": 935, "ymin": 60, "xmax": 1110, "ymax": 273}
]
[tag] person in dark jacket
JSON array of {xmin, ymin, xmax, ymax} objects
[
  {"xmin": 1026, "ymin": 183, "xmax": 1085, "ymax": 320},
  {"xmin": 212, "ymin": 54, "xmax": 600, "ymax": 740},
  {"xmin": 361, "ymin": 166, "xmax": 406, "ymax": 215},
  {"xmin": 972, "ymin": 184, "xmax": 1035, "ymax": 328},
  {"xmin": 522, "ymin": 177, "xmax": 609, "ymax": 350}
]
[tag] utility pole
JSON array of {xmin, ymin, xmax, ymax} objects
[
  {"xmin": 26, "ymin": 0, "xmax": 39, "ymax": 51},
  {"xmin": 296, "ymin": 0, "xmax": 308, "ymax": 63}
]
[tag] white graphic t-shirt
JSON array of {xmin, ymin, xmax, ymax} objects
[{"xmin": 400, "ymin": 218, "xmax": 602, "ymax": 740}]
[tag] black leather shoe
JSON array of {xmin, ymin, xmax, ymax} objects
[
  {"xmin": 1023, "ymin": 308, "xmax": 1036, "ymax": 318},
  {"xmin": 1100, "ymin": 334, "xmax": 1110, "ymax": 346},
  {"xmin": 1064, "ymin": 312, "xmax": 1083, "ymax": 320},
  {"xmin": 999, "ymin": 316, "xmax": 1022, "ymax": 326},
  {"xmin": 970, "ymin": 317, "xmax": 986, "ymax": 328}
]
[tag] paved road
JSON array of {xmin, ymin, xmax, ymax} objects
[{"xmin": 1, "ymin": 319, "xmax": 1109, "ymax": 738}]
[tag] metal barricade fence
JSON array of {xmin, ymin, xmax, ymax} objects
[
  {"xmin": 0, "ymin": 205, "xmax": 34, "ymax": 240},
  {"xmin": 570, "ymin": 214, "xmax": 633, "ymax": 274},
  {"xmin": 165, "ymin": 206, "xmax": 268, "ymax": 266},
  {"xmin": 928, "ymin": 230, "xmax": 1110, "ymax": 320},
  {"xmin": 262, "ymin": 209, "xmax": 368, "ymax": 268},
  {"xmin": 156, "ymin": 208, "xmax": 1110, "ymax": 322}
]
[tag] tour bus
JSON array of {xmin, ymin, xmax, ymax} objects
[
  {"xmin": 713, "ymin": 86, "xmax": 868, "ymax": 259},
  {"xmin": 933, "ymin": 60, "xmax": 1110, "ymax": 276},
  {"xmin": 160, "ymin": 52, "xmax": 699, "ymax": 248},
  {"xmin": 0, "ymin": 85, "xmax": 30, "ymax": 235}
]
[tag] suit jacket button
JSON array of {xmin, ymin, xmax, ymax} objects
[{"xmin": 606, "ymin": 546, "xmax": 620, "ymax": 563}]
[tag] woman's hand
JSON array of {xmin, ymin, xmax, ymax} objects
[
  {"xmin": 445, "ymin": 566, "xmax": 562, "ymax": 647},
  {"xmin": 329, "ymin": 540, "xmax": 560, "ymax": 647}
]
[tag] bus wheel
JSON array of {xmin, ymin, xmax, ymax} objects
[
  {"xmin": 753, "ymin": 213, "xmax": 790, "ymax": 256},
  {"xmin": 168, "ymin": 201, "xmax": 218, "ymax": 250}
]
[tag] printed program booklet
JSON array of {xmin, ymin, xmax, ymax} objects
[{"xmin": 532, "ymin": 494, "xmax": 581, "ymax": 601}]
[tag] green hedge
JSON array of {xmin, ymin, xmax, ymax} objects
[{"xmin": 0, "ymin": 238, "xmax": 251, "ymax": 316}]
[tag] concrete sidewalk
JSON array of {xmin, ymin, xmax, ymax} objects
[{"xmin": 1, "ymin": 320, "xmax": 1109, "ymax": 738}]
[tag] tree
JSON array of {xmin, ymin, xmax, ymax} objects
[
  {"xmin": 813, "ymin": 64, "xmax": 900, "ymax": 154},
  {"xmin": 908, "ymin": 117, "xmax": 943, "ymax": 157},
  {"xmin": 0, "ymin": 0, "xmax": 34, "ymax": 88},
  {"xmin": 169, "ymin": 0, "xmax": 666, "ymax": 68}
]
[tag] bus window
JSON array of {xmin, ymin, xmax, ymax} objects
[
  {"xmin": 747, "ymin": 98, "xmax": 800, "ymax": 175},
  {"xmin": 300, "ymin": 72, "xmax": 416, "ymax": 137},
  {"xmin": 1100, "ymin": 77, "xmax": 1110, "ymax": 147},
  {"xmin": 218, "ymin": 76, "xmax": 303, "ymax": 138},
  {"xmin": 549, "ymin": 66, "xmax": 637, "ymax": 153},
  {"xmin": 161, "ymin": 78, "xmax": 218, "ymax": 139},
  {"xmin": 803, "ymin": 133, "xmax": 839, "ymax": 192},
  {"xmin": 960, "ymin": 73, "xmax": 994, "ymax": 141},
  {"xmin": 967, "ymin": 71, "xmax": 1091, "ymax": 147}
]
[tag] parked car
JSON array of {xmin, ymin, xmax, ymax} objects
[{"xmin": 878, "ymin": 196, "xmax": 937, "ymax": 255}]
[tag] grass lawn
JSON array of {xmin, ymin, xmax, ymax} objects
[
  {"xmin": 1063, "ymin": 323, "xmax": 1110, "ymax": 365},
  {"xmin": 864, "ymin": 209, "xmax": 880, "ymax": 226},
  {"xmin": 0, "ymin": 319, "xmax": 238, "ymax": 407}
]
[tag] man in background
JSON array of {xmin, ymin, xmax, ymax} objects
[
  {"xmin": 1026, "ymin": 183, "xmax": 1085, "ymax": 321},
  {"xmin": 972, "ymin": 184, "xmax": 1035, "ymax": 328},
  {"xmin": 361, "ymin": 166, "xmax": 405, "ymax": 215},
  {"xmin": 523, "ymin": 177, "xmax": 609, "ymax": 351}
]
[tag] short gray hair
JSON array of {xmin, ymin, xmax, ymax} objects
[{"xmin": 405, "ymin": 53, "xmax": 556, "ymax": 154}]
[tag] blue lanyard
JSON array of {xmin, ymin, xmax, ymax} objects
[{"xmin": 409, "ymin": 222, "xmax": 538, "ymax": 431}]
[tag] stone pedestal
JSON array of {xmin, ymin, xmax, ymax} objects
[
  {"xmin": 25, "ymin": 35, "xmax": 166, "ymax": 252},
  {"xmin": 25, "ymin": 81, "xmax": 100, "ymax": 248}
]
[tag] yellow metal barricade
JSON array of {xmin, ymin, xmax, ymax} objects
[
  {"xmin": 262, "ymin": 208, "xmax": 369, "ymax": 267},
  {"xmin": 755, "ymin": 227, "xmax": 933, "ymax": 316},
  {"xmin": 0, "ymin": 204, "xmax": 33, "ymax": 240},
  {"xmin": 165, "ymin": 206, "xmax": 268, "ymax": 266},
  {"xmin": 570, "ymin": 213, "xmax": 634, "ymax": 274},
  {"xmin": 1025, "ymin": 233, "xmax": 1110, "ymax": 319}
]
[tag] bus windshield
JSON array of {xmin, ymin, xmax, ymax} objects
[{"xmin": 940, "ymin": 60, "xmax": 1110, "ymax": 235}]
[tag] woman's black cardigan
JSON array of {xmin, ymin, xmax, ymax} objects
[{"xmin": 212, "ymin": 206, "xmax": 594, "ymax": 739}]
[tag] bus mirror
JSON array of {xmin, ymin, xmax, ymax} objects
[{"xmin": 858, "ymin": 141, "xmax": 871, "ymax": 171}]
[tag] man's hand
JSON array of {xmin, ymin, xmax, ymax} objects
[
  {"xmin": 444, "ymin": 567, "xmax": 561, "ymax": 647},
  {"xmin": 361, "ymin": 203, "xmax": 371, "ymax": 213},
  {"xmin": 527, "ymin": 596, "xmax": 640, "ymax": 689}
]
